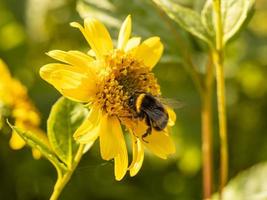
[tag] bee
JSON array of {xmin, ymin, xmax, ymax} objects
[{"xmin": 129, "ymin": 93, "xmax": 180, "ymax": 142}]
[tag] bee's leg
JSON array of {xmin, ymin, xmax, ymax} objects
[
  {"xmin": 141, "ymin": 126, "xmax": 151, "ymax": 143},
  {"xmin": 141, "ymin": 116, "xmax": 152, "ymax": 143}
]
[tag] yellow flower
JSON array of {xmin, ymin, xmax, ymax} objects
[
  {"xmin": 40, "ymin": 15, "xmax": 176, "ymax": 180},
  {"xmin": 0, "ymin": 59, "xmax": 42, "ymax": 159}
]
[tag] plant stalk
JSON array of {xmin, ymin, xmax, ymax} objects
[
  {"xmin": 201, "ymin": 57, "xmax": 214, "ymax": 200},
  {"xmin": 153, "ymin": 2, "xmax": 215, "ymax": 199},
  {"xmin": 50, "ymin": 145, "xmax": 85, "ymax": 200},
  {"xmin": 212, "ymin": 0, "xmax": 228, "ymax": 199}
]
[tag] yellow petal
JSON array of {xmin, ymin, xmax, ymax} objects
[
  {"xmin": 113, "ymin": 117, "xmax": 128, "ymax": 180},
  {"xmin": 60, "ymin": 87, "xmax": 95, "ymax": 102},
  {"xmin": 51, "ymin": 70, "xmax": 87, "ymax": 89},
  {"xmin": 40, "ymin": 65, "xmax": 97, "ymax": 102},
  {"xmin": 134, "ymin": 37, "xmax": 163, "ymax": 69},
  {"xmin": 99, "ymin": 115, "xmax": 116, "ymax": 160},
  {"xmin": 118, "ymin": 15, "xmax": 132, "ymax": 50},
  {"xmin": 114, "ymin": 146, "xmax": 128, "ymax": 180},
  {"xmin": 74, "ymin": 106, "xmax": 101, "ymax": 144},
  {"xmin": 83, "ymin": 141, "xmax": 95, "ymax": 154},
  {"xmin": 99, "ymin": 115, "xmax": 127, "ymax": 161},
  {"xmin": 32, "ymin": 149, "xmax": 42, "ymax": 160},
  {"xmin": 40, "ymin": 63, "xmax": 85, "ymax": 81},
  {"xmin": 0, "ymin": 59, "xmax": 11, "ymax": 81},
  {"xmin": 131, "ymin": 120, "xmax": 149, "ymax": 138},
  {"xmin": 166, "ymin": 107, "xmax": 176, "ymax": 126},
  {"xmin": 87, "ymin": 49, "xmax": 96, "ymax": 57},
  {"xmin": 47, "ymin": 50, "xmax": 94, "ymax": 68},
  {"xmin": 68, "ymin": 50, "xmax": 94, "ymax": 61},
  {"xmin": 46, "ymin": 51, "xmax": 98, "ymax": 77},
  {"xmin": 142, "ymin": 129, "xmax": 175, "ymax": 159},
  {"xmin": 9, "ymin": 131, "xmax": 25, "ymax": 150},
  {"xmin": 70, "ymin": 18, "xmax": 113, "ymax": 59},
  {"xmin": 13, "ymin": 107, "xmax": 40, "ymax": 126},
  {"xmin": 125, "ymin": 37, "xmax": 141, "ymax": 52},
  {"xmin": 129, "ymin": 132, "xmax": 144, "ymax": 177}
]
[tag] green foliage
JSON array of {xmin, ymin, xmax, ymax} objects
[
  {"xmin": 213, "ymin": 162, "xmax": 267, "ymax": 200},
  {"xmin": 47, "ymin": 97, "xmax": 88, "ymax": 169},
  {"xmin": 8, "ymin": 96, "xmax": 89, "ymax": 172},
  {"xmin": 153, "ymin": 0, "xmax": 255, "ymax": 46},
  {"xmin": 8, "ymin": 97, "xmax": 89, "ymax": 199},
  {"xmin": 202, "ymin": 0, "xmax": 255, "ymax": 44},
  {"xmin": 153, "ymin": 0, "xmax": 213, "ymax": 46},
  {"xmin": 153, "ymin": 0, "xmax": 255, "ymax": 199},
  {"xmin": 7, "ymin": 97, "xmax": 88, "ymax": 173},
  {"xmin": 8, "ymin": 122, "xmax": 67, "ymax": 174}
]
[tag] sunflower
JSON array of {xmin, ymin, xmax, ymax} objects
[
  {"xmin": 40, "ymin": 15, "xmax": 176, "ymax": 180},
  {"xmin": 0, "ymin": 59, "xmax": 42, "ymax": 159}
]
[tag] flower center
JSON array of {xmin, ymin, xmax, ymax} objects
[{"xmin": 95, "ymin": 50, "xmax": 160, "ymax": 118}]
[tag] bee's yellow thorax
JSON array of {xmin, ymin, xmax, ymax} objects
[{"xmin": 135, "ymin": 93, "xmax": 146, "ymax": 113}]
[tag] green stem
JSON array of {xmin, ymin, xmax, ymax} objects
[
  {"xmin": 50, "ymin": 145, "xmax": 85, "ymax": 200},
  {"xmin": 201, "ymin": 56, "xmax": 214, "ymax": 200},
  {"xmin": 212, "ymin": 0, "xmax": 228, "ymax": 199},
  {"xmin": 152, "ymin": 3, "xmax": 215, "ymax": 199},
  {"xmin": 152, "ymin": 2, "xmax": 216, "ymax": 199}
]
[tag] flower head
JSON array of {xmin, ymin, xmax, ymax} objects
[
  {"xmin": 40, "ymin": 15, "xmax": 176, "ymax": 180},
  {"xmin": 0, "ymin": 59, "xmax": 43, "ymax": 159}
]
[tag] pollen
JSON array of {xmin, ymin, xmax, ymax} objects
[{"xmin": 94, "ymin": 50, "xmax": 161, "ymax": 118}]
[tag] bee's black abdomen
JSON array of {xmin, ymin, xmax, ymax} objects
[
  {"xmin": 153, "ymin": 114, "xmax": 168, "ymax": 131},
  {"xmin": 140, "ymin": 94, "xmax": 169, "ymax": 131}
]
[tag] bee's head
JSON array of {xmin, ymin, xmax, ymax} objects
[{"xmin": 128, "ymin": 96, "xmax": 136, "ymax": 109}]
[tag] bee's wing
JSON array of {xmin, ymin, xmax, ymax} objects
[
  {"xmin": 157, "ymin": 97, "xmax": 185, "ymax": 109},
  {"xmin": 141, "ymin": 105, "xmax": 168, "ymax": 129},
  {"xmin": 142, "ymin": 106, "xmax": 165, "ymax": 119}
]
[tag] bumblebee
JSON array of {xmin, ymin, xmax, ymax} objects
[{"xmin": 129, "ymin": 93, "xmax": 170, "ymax": 142}]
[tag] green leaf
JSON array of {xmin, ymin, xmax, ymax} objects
[
  {"xmin": 201, "ymin": 0, "xmax": 255, "ymax": 44},
  {"xmin": 47, "ymin": 97, "xmax": 88, "ymax": 169},
  {"xmin": 201, "ymin": 0, "xmax": 215, "ymax": 38},
  {"xmin": 212, "ymin": 162, "xmax": 267, "ymax": 200},
  {"xmin": 152, "ymin": 0, "xmax": 212, "ymax": 46},
  {"xmin": 8, "ymin": 122, "xmax": 67, "ymax": 173}
]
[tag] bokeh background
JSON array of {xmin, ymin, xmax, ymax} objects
[{"xmin": 1, "ymin": 0, "xmax": 267, "ymax": 199}]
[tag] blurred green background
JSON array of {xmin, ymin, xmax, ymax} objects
[{"xmin": 1, "ymin": 0, "xmax": 267, "ymax": 199}]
